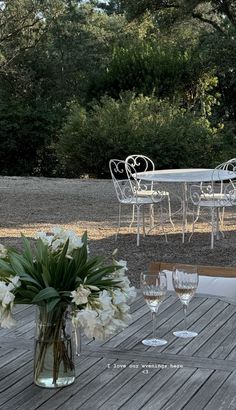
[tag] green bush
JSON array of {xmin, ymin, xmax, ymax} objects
[{"xmin": 57, "ymin": 92, "xmax": 235, "ymax": 178}]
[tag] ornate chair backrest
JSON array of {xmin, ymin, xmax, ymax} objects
[
  {"xmin": 125, "ymin": 155, "xmax": 155, "ymax": 193},
  {"xmin": 125, "ymin": 155, "xmax": 155, "ymax": 173},
  {"xmin": 190, "ymin": 158, "xmax": 236, "ymax": 207},
  {"xmin": 212, "ymin": 158, "xmax": 236, "ymax": 205},
  {"xmin": 109, "ymin": 159, "xmax": 134, "ymax": 203}
]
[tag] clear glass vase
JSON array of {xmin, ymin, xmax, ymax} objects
[{"xmin": 34, "ymin": 304, "xmax": 77, "ymax": 388}]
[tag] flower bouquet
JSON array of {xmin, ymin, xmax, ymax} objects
[{"xmin": 0, "ymin": 228, "xmax": 136, "ymax": 388}]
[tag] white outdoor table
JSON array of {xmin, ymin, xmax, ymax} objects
[{"xmin": 136, "ymin": 168, "xmax": 234, "ymax": 243}]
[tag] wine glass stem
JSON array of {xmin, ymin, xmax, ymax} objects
[
  {"xmin": 183, "ymin": 304, "xmax": 187, "ymax": 330},
  {"xmin": 152, "ymin": 312, "xmax": 157, "ymax": 339}
]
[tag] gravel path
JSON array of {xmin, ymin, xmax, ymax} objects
[{"xmin": 0, "ymin": 176, "xmax": 236, "ymax": 288}]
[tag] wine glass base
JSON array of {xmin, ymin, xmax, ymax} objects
[
  {"xmin": 173, "ymin": 330, "xmax": 198, "ymax": 339},
  {"xmin": 142, "ymin": 338, "xmax": 167, "ymax": 346}
]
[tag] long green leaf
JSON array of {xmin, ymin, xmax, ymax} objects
[
  {"xmin": 46, "ymin": 298, "xmax": 61, "ymax": 312},
  {"xmin": 21, "ymin": 234, "xmax": 34, "ymax": 264},
  {"xmin": 0, "ymin": 259, "xmax": 15, "ymax": 275},
  {"xmin": 18, "ymin": 272, "xmax": 42, "ymax": 287},
  {"xmin": 9, "ymin": 254, "xmax": 26, "ymax": 276},
  {"xmin": 32, "ymin": 287, "xmax": 60, "ymax": 303}
]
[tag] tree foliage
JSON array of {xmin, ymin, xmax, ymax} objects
[
  {"xmin": 58, "ymin": 93, "xmax": 234, "ymax": 177},
  {"xmin": 0, "ymin": 0, "xmax": 235, "ymax": 176}
]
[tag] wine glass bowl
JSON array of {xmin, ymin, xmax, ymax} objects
[
  {"xmin": 172, "ymin": 265, "xmax": 199, "ymax": 338},
  {"xmin": 140, "ymin": 271, "xmax": 167, "ymax": 347}
]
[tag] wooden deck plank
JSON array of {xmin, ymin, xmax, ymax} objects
[
  {"xmin": 1, "ymin": 295, "xmax": 236, "ymax": 409},
  {"xmin": 194, "ymin": 312, "xmax": 236, "ymax": 358},
  {"xmin": 179, "ymin": 304, "xmax": 236, "ymax": 357},
  {"xmin": 0, "ymin": 336, "xmax": 33, "ymax": 350},
  {"xmin": 83, "ymin": 346, "xmax": 236, "ymax": 372},
  {"xmin": 203, "ymin": 371, "xmax": 236, "ymax": 410},
  {"xmin": 0, "ymin": 348, "xmax": 29, "ymax": 370},
  {"xmin": 157, "ymin": 298, "xmax": 227, "ymax": 354},
  {"xmin": 210, "ymin": 327, "xmax": 236, "ymax": 360},
  {"xmin": 74, "ymin": 361, "xmax": 140, "ymax": 409},
  {"xmin": 160, "ymin": 368, "xmax": 214, "ymax": 410},
  {"xmin": 100, "ymin": 366, "xmax": 179, "ymax": 410},
  {"xmin": 89, "ymin": 295, "xmax": 177, "ymax": 349},
  {"xmin": 141, "ymin": 368, "xmax": 197, "ymax": 410},
  {"xmin": 166, "ymin": 302, "xmax": 235, "ymax": 356},
  {"xmin": 45, "ymin": 360, "xmax": 138, "ymax": 410},
  {"xmin": 114, "ymin": 296, "xmax": 205, "ymax": 351},
  {"xmin": 0, "ymin": 359, "xmax": 35, "ymax": 396},
  {"xmin": 183, "ymin": 370, "xmax": 230, "ymax": 410},
  {"xmin": 0, "ymin": 356, "xmax": 103, "ymax": 410},
  {"xmin": 147, "ymin": 297, "xmax": 219, "ymax": 354},
  {"xmin": 33, "ymin": 357, "xmax": 117, "ymax": 410},
  {"xmin": 225, "ymin": 345, "xmax": 236, "ymax": 361}
]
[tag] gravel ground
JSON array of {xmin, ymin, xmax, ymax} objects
[{"xmin": 0, "ymin": 176, "xmax": 236, "ymax": 288}]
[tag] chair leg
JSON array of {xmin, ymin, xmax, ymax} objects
[
  {"xmin": 160, "ymin": 205, "xmax": 168, "ymax": 242},
  {"xmin": 188, "ymin": 208, "xmax": 196, "ymax": 243},
  {"xmin": 149, "ymin": 204, "xmax": 154, "ymax": 229},
  {"xmin": 167, "ymin": 194, "xmax": 175, "ymax": 229},
  {"xmin": 220, "ymin": 207, "xmax": 225, "ymax": 230},
  {"xmin": 216, "ymin": 208, "xmax": 220, "ymax": 240},
  {"xmin": 129, "ymin": 205, "xmax": 135, "ymax": 230},
  {"xmin": 137, "ymin": 206, "xmax": 140, "ymax": 246},
  {"xmin": 194, "ymin": 205, "xmax": 201, "ymax": 224},
  {"xmin": 142, "ymin": 207, "xmax": 146, "ymax": 237},
  {"xmin": 211, "ymin": 208, "xmax": 215, "ymax": 249},
  {"xmin": 115, "ymin": 204, "xmax": 121, "ymax": 241}
]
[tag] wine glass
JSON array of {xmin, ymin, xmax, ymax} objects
[
  {"xmin": 172, "ymin": 265, "xmax": 199, "ymax": 338},
  {"xmin": 140, "ymin": 271, "xmax": 167, "ymax": 346}
]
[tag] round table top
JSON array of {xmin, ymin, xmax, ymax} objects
[{"xmin": 136, "ymin": 168, "xmax": 236, "ymax": 183}]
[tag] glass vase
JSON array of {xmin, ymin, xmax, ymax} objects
[{"xmin": 34, "ymin": 304, "xmax": 77, "ymax": 388}]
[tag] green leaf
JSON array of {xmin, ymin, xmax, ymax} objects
[
  {"xmin": 15, "ymin": 288, "xmax": 37, "ymax": 301},
  {"xmin": 35, "ymin": 238, "xmax": 49, "ymax": 264},
  {"xmin": 0, "ymin": 259, "xmax": 15, "ymax": 275},
  {"xmin": 32, "ymin": 287, "xmax": 60, "ymax": 303},
  {"xmin": 46, "ymin": 298, "xmax": 61, "ymax": 312},
  {"xmin": 21, "ymin": 234, "xmax": 34, "ymax": 264},
  {"xmin": 18, "ymin": 272, "xmax": 42, "ymax": 287},
  {"xmin": 9, "ymin": 254, "xmax": 26, "ymax": 276},
  {"xmin": 59, "ymin": 290, "xmax": 73, "ymax": 297},
  {"xmin": 42, "ymin": 266, "xmax": 51, "ymax": 287}
]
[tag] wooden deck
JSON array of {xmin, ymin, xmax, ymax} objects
[{"xmin": 1, "ymin": 292, "xmax": 236, "ymax": 409}]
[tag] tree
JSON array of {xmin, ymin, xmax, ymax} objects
[{"xmin": 119, "ymin": 0, "xmax": 236, "ymax": 32}]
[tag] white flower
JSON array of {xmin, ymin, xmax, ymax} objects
[
  {"xmin": 0, "ymin": 244, "xmax": 7, "ymax": 259},
  {"xmin": 51, "ymin": 227, "xmax": 64, "ymax": 236},
  {"xmin": 0, "ymin": 281, "xmax": 16, "ymax": 329},
  {"xmin": 75, "ymin": 308, "xmax": 98, "ymax": 338},
  {"xmin": 71, "ymin": 285, "xmax": 91, "ymax": 305},
  {"xmin": 74, "ymin": 286, "xmax": 133, "ymax": 341},
  {"xmin": 51, "ymin": 227, "xmax": 84, "ymax": 254},
  {"xmin": 1, "ymin": 290, "xmax": 15, "ymax": 306},
  {"xmin": 35, "ymin": 231, "xmax": 54, "ymax": 246},
  {"xmin": 122, "ymin": 285, "xmax": 137, "ymax": 303},
  {"xmin": 0, "ymin": 282, "xmax": 15, "ymax": 307},
  {"xmin": 112, "ymin": 289, "xmax": 127, "ymax": 305},
  {"xmin": 0, "ymin": 307, "xmax": 16, "ymax": 329},
  {"xmin": 113, "ymin": 259, "xmax": 128, "ymax": 277},
  {"xmin": 98, "ymin": 290, "xmax": 113, "ymax": 309},
  {"xmin": 8, "ymin": 276, "xmax": 21, "ymax": 291},
  {"xmin": 51, "ymin": 238, "xmax": 64, "ymax": 252}
]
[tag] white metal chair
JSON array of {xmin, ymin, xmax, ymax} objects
[
  {"xmin": 189, "ymin": 158, "xmax": 236, "ymax": 249},
  {"xmin": 109, "ymin": 159, "xmax": 166, "ymax": 246},
  {"xmin": 125, "ymin": 154, "xmax": 174, "ymax": 229}
]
